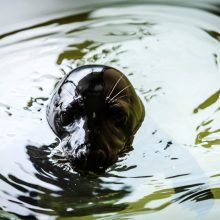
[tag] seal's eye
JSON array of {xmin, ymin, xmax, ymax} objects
[
  {"xmin": 110, "ymin": 107, "xmax": 128, "ymax": 127},
  {"xmin": 60, "ymin": 111, "xmax": 72, "ymax": 126},
  {"xmin": 59, "ymin": 99, "xmax": 86, "ymax": 126}
]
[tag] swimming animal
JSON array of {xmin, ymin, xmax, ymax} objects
[{"xmin": 47, "ymin": 65, "xmax": 145, "ymax": 172}]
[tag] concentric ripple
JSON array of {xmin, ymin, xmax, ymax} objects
[{"xmin": 0, "ymin": 1, "xmax": 220, "ymax": 219}]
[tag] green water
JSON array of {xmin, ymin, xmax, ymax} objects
[{"xmin": 0, "ymin": 0, "xmax": 220, "ymax": 219}]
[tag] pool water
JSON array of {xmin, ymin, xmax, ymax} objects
[{"xmin": 0, "ymin": 0, "xmax": 220, "ymax": 219}]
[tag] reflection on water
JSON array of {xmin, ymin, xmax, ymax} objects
[
  {"xmin": 0, "ymin": 0, "xmax": 220, "ymax": 219},
  {"xmin": 194, "ymin": 90, "xmax": 220, "ymax": 148}
]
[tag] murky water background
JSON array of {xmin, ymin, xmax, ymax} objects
[{"xmin": 0, "ymin": 0, "xmax": 220, "ymax": 219}]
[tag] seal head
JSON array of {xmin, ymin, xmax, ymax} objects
[{"xmin": 47, "ymin": 65, "xmax": 144, "ymax": 172}]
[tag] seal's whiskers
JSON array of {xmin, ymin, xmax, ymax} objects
[
  {"xmin": 109, "ymin": 94, "xmax": 129, "ymax": 104},
  {"xmin": 108, "ymin": 85, "xmax": 131, "ymax": 103},
  {"xmin": 107, "ymin": 74, "xmax": 124, "ymax": 99}
]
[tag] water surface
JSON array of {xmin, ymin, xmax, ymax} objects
[{"xmin": 0, "ymin": 0, "xmax": 220, "ymax": 219}]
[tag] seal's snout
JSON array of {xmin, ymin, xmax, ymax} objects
[
  {"xmin": 71, "ymin": 146, "xmax": 91, "ymax": 170},
  {"xmin": 69, "ymin": 144, "xmax": 114, "ymax": 171}
]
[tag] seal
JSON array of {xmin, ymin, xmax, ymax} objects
[{"xmin": 47, "ymin": 65, "xmax": 145, "ymax": 172}]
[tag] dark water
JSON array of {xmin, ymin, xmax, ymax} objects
[{"xmin": 0, "ymin": 0, "xmax": 220, "ymax": 219}]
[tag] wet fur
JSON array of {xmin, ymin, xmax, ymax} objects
[{"xmin": 47, "ymin": 65, "xmax": 145, "ymax": 172}]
